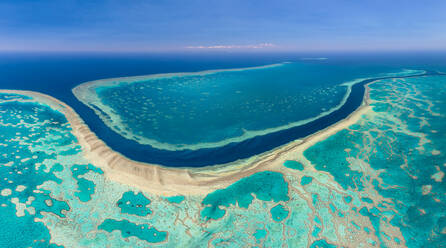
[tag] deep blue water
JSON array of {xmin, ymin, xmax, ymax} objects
[{"xmin": 0, "ymin": 51, "xmax": 445, "ymax": 167}]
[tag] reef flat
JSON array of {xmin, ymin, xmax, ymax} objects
[{"xmin": 1, "ymin": 69, "xmax": 445, "ymax": 246}]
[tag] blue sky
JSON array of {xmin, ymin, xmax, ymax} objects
[{"xmin": 1, "ymin": 0, "xmax": 445, "ymax": 52}]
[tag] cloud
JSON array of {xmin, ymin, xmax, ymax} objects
[
  {"xmin": 186, "ymin": 43, "xmax": 276, "ymax": 49},
  {"xmin": 300, "ymin": 57, "xmax": 328, "ymax": 60}
]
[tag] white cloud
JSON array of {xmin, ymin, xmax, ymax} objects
[{"xmin": 186, "ymin": 43, "xmax": 276, "ymax": 49}]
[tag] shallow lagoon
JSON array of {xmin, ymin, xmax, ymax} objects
[
  {"xmin": 76, "ymin": 62, "xmax": 350, "ymax": 150},
  {"xmin": 74, "ymin": 62, "xmax": 420, "ymax": 151}
]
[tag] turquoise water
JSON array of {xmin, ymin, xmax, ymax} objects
[
  {"xmin": 283, "ymin": 160, "xmax": 305, "ymax": 170},
  {"xmin": 163, "ymin": 195, "xmax": 185, "ymax": 204},
  {"xmin": 270, "ymin": 204, "xmax": 290, "ymax": 222},
  {"xmin": 74, "ymin": 62, "xmax": 411, "ymax": 151},
  {"xmin": 304, "ymin": 76, "xmax": 446, "ymax": 247},
  {"xmin": 98, "ymin": 219, "xmax": 168, "ymax": 243},
  {"xmin": 301, "ymin": 176, "xmax": 314, "ymax": 186},
  {"xmin": 200, "ymin": 171, "xmax": 289, "ymax": 221},
  {"xmin": 0, "ymin": 58, "xmax": 445, "ymax": 247},
  {"xmin": 71, "ymin": 164, "xmax": 103, "ymax": 202},
  {"xmin": 117, "ymin": 191, "xmax": 152, "ymax": 216},
  {"xmin": 0, "ymin": 96, "xmax": 74, "ymax": 247}
]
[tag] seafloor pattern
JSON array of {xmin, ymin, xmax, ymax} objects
[{"xmin": 0, "ymin": 75, "xmax": 445, "ymax": 247}]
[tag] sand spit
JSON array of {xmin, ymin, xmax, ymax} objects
[{"xmin": 0, "ymin": 85, "xmax": 373, "ymax": 196}]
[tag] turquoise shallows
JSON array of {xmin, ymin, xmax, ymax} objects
[
  {"xmin": 201, "ymin": 171, "xmax": 289, "ymax": 221},
  {"xmin": 164, "ymin": 195, "xmax": 185, "ymax": 204},
  {"xmin": 74, "ymin": 178, "xmax": 95, "ymax": 202},
  {"xmin": 351, "ymin": 221, "xmax": 361, "ymax": 230},
  {"xmin": 71, "ymin": 164, "xmax": 103, "ymax": 202},
  {"xmin": 283, "ymin": 160, "xmax": 304, "ymax": 170},
  {"xmin": 71, "ymin": 164, "xmax": 103, "ymax": 178},
  {"xmin": 343, "ymin": 196, "xmax": 353, "ymax": 203},
  {"xmin": 117, "ymin": 191, "xmax": 152, "ymax": 216},
  {"xmin": 1, "ymin": 67, "xmax": 445, "ymax": 247},
  {"xmin": 314, "ymin": 216, "xmax": 322, "ymax": 225},
  {"xmin": 310, "ymin": 239, "xmax": 338, "ymax": 248},
  {"xmin": 253, "ymin": 229, "xmax": 267, "ymax": 242},
  {"xmin": 98, "ymin": 219, "xmax": 167, "ymax": 243},
  {"xmin": 304, "ymin": 76, "xmax": 446, "ymax": 247},
  {"xmin": 361, "ymin": 197, "xmax": 373, "ymax": 204},
  {"xmin": 0, "ymin": 97, "xmax": 72, "ymax": 247},
  {"xmin": 270, "ymin": 204, "xmax": 290, "ymax": 222},
  {"xmin": 300, "ymin": 176, "xmax": 313, "ymax": 186},
  {"xmin": 312, "ymin": 226, "xmax": 322, "ymax": 237},
  {"xmin": 312, "ymin": 194, "xmax": 319, "ymax": 205},
  {"xmin": 304, "ymin": 129, "xmax": 366, "ymax": 191}
]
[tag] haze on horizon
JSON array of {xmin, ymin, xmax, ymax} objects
[{"xmin": 1, "ymin": 0, "xmax": 446, "ymax": 52}]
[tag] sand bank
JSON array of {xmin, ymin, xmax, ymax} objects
[{"xmin": 0, "ymin": 83, "xmax": 373, "ymax": 196}]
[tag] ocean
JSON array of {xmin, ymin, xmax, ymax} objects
[
  {"xmin": 0, "ymin": 51, "xmax": 445, "ymax": 247},
  {"xmin": 0, "ymin": 51, "xmax": 445, "ymax": 166}
]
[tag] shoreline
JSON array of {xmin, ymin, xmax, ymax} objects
[{"xmin": 0, "ymin": 83, "xmax": 374, "ymax": 195}]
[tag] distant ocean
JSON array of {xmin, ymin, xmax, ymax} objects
[{"xmin": 0, "ymin": 51, "xmax": 445, "ymax": 167}]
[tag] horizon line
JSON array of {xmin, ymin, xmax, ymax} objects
[{"xmin": 1, "ymin": 48, "xmax": 446, "ymax": 54}]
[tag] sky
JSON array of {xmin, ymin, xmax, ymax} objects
[{"xmin": 1, "ymin": 0, "xmax": 446, "ymax": 52}]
